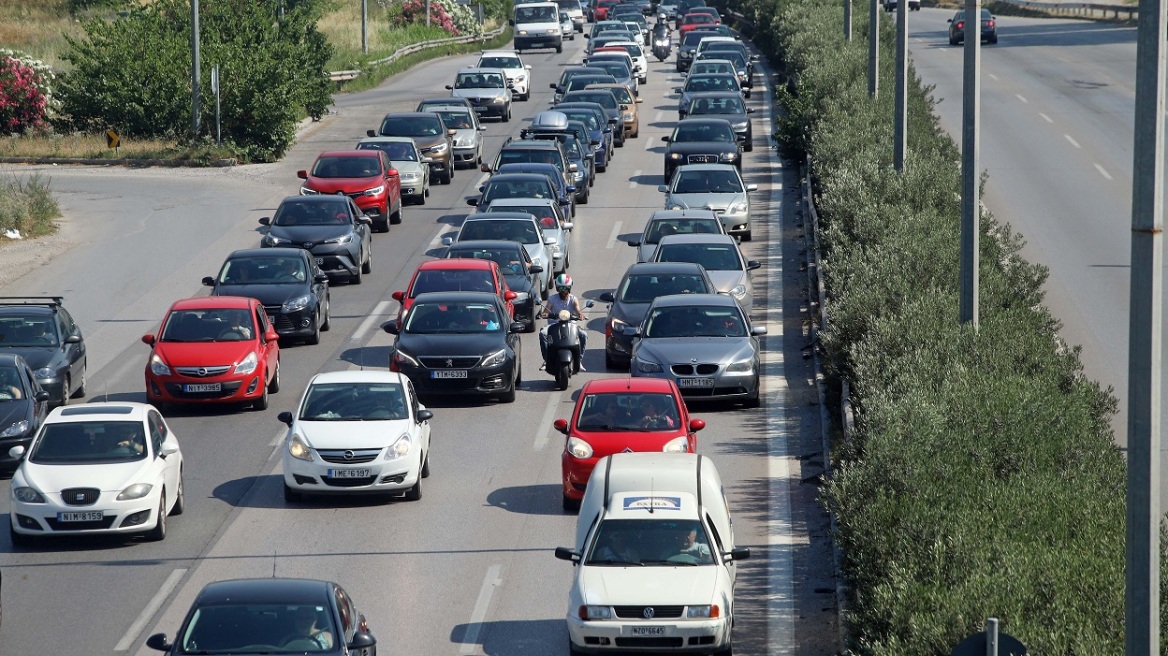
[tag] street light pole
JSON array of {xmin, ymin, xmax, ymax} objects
[
  {"xmin": 362, "ymin": 0, "xmax": 369, "ymax": 54},
  {"xmin": 893, "ymin": 0, "xmax": 907, "ymax": 171},
  {"xmin": 844, "ymin": 0, "xmax": 852, "ymax": 41},
  {"xmin": 191, "ymin": 0, "xmax": 200, "ymax": 137},
  {"xmin": 958, "ymin": 0, "xmax": 980, "ymax": 327},
  {"xmin": 868, "ymin": 0, "xmax": 878, "ymax": 97}
]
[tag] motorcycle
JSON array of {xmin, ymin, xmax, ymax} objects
[
  {"xmin": 652, "ymin": 36, "xmax": 672, "ymax": 61},
  {"xmin": 545, "ymin": 302, "xmax": 593, "ymax": 390}
]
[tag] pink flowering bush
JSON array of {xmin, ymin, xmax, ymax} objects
[
  {"xmin": 397, "ymin": 0, "xmax": 482, "ymax": 36},
  {"xmin": 0, "ymin": 50, "xmax": 56, "ymax": 135}
]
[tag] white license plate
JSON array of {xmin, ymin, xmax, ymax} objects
[
  {"xmin": 184, "ymin": 383, "xmax": 222, "ymax": 393},
  {"xmin": 678, "ymin": 377, "xmax": 714, "ymax": 388},
  {"xmin": 432, "ymin": 370, "xmax": 468, "ymax": 379},
  {"xmin": 58, "ymin": 511, "xmax": 103, "ymax": 522},
  {"xmin": 267, "ymin": 315, "xmax": 277, "ymax": 324},
  {"xmin": 328, "ymin": 469, "xmax": 371, "ymax": 478},
  {"xmin": 630, "ymin": 626, "xmax": 667, "ymax": 636},
  {"xmin": 315, "ymin": 257, "xmax": 324, "ymax": 265}
]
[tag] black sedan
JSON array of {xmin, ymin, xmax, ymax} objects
[
  {"xmin": 203, "ymin": 248, "xmax": 331, "ymax": 345},
  {"xmin": 146, "ymin": 578, "xmax": 377, "ymax": 656},
  {"xmin": 681, "ymin": 91, "xmax": 756, "ymax": 152},
  {"xmin": 382, "ymin": 291, "xmax": 524, "ymax": 403},
  {"xmin": 948, "ymin": 8, "xmax": 997, "ymax": 45},
  {"xmin": 0, "ymin": 353, "xmax": 50, "ymax": 474},
  {"xmin": 444, "ymin": 239, "xmax": 545, "ymax": 331},
  {"xmin": 259, "ymin": 196, "xmax": 373, "ymax": 285},
  {"xmin": 662, "ymin": 117, "xmax": 742, "ymax": 182},
  {"xmin": 0, "ymin": 297, "xmax": 86, "ymax": 405}
]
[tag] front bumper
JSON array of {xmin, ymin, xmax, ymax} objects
[
  {"xmin": 453, "ymin": 144, "xmax": 479, "ymax": 165},
  {"xmin": 34, "ymin": 375, "xmax": 66, "ymax": 404},
  {"xmin": 393, "ymin": 358, "xmax": 516, "ymax": 396},
  {"xmin": 308, "ymin": 244, "xmax": 362, "ymax": 278},
  {"xmin": 283, "ymin": 451, "xmax": 420, "ymax": 495},
  {"xmin": 562, "ymin": 453, "xmax": 600, "ymax": 500},
  {"xmin": 400, "ymin": 175, "xmax": 426, "ymax": 199},
  {"xmin": 145, "ymin": 369, "xmax": 266, "ymax": 405},
  {"xmin": 516, "ymin": 34, "xmax": 563, "ymax": 49},
  {"xmin": 0, "ymin": 434, "xmax": 34, "ymax": 471},
  {"xmin": 263, "ymin": 305, "xmax": 319, "ymax": 338},
  {"xmin": 11, "ymin": 491, "xmax": 163, "ymax": 537},
  {"xmin": 566, "ymin": 614, "xmax": 730, "ymax": 653},
  {"xmin": 632, "ymin": 366, "xmax": 759, "ymax": 400}
]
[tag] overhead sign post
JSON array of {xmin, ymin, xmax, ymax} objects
[{"xmin": 106, "ymin": 129, "xmax": 119, "ymax": 155}]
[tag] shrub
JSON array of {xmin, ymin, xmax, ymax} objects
[
  {"xmin": 394, "ymin": 0, "xmax": 483, "ymax": 36},
  {"xmin": 0, "ymin": 50, "xmax": 57, "ymax": 135},
  {"xmin": 0, "ymin": 173, "xmax": 60, "ymax": 238}
]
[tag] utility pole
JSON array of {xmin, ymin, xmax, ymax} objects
[
  {"xmin": 191, "ymin": 0, "xmax": 200, "ymax": 136},
  {"xmin": 844, "ymin": 0, "xmax": 852, "ymax": 41},
  {"xmin": 867, "ymin": 0, "xmax": 878, "ymax": 97},
  {"xmin": 958, "ymin": 0, "xmax": 980, "ymax": 327},
  {"xmin": 893, "ymin": 0, "xmax": 906, "ymax": 171},
  {"xmin": 362, "ymin": 0, "xmax": 369, "ymax": 53},
  {"xmin": 1126, "ymin": 0, "xmax": 1166, "ymax": 652},
  {"xmin": 426, "ymin": 0, "xmax": 432, "ymax": 27}
]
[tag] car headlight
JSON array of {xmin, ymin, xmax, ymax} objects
[
  {"xmin": 400, "ymin": 171, "xmax": 422, "ymax": 182},
  {"xmin": 299, "ymin": 186, "xmax": 320, "ymax": 196},
  {"xmin": 323, "ymin": 232, "xmax": 354, "ymax": 245},
  {"xmin": 393, "ymin": 348, "xmax": 420, "ymax": 368},
  {"xmin": 720, "ymin": 152, "xmax": 738, "ymax": 161},
  {"xmin": 149, "ymin": 354, "xmax": 171, "ymax": 377},
  {"xmin": 609, "ymin": 317, "xmax": 627, "ymax": 332},
  {"xmin": 281, "ymin": 294, "xmax": 311, "ymax": 313},
  {"xmin": 386, "ymin": 433, "xmax": 412, "ymax": 459},
  {"xmin": 518, "ymin": 29, "xmax": 529, "ymax": 35},
  {"xmin": 429, "ymin": 142, "xmax": 449, "ymax": 154},
  {"xmin": 263, "ymin": 233, "xmax": 290, "ymax": 246},
  {"xmin": 729, "ymin": 202, "xmax": 748, "ymax": 214},
  {"xmin": 725, "ymin": 358, "xmax": 754, "ymax": 373},
  {"xmin": 636, "ymin": 357, "xmax": 662, "ymax": 373},
  {"xmin": 687, "ymin": 605, "xmax": 719, "ymax": 618},
  {"xmin": 288, "ymin": 433, "xmax": 314, "ymax": 461},
  {"xmin": 481, "ymin": 348, "xmax": 507, "ymax": 368},
  {"xmin": 622, "ymin": 112, "xmax": 635, "ymax": 121},
  {"xmin": 515, "ymin": 74, "xmax": 527, "ymax": 82},
  {"xmin": 668, "ymin": 153, "xmax": 682, "ymax": 160},
  {"xmin": 0, "ymin": 420, "xmax": 30, "ymax": 438},
  {"xmin": 234, "ymin": 351, "xmax": 259, "ymax": 375},
  {"xmin": 730, "ymin": 284, "xmax": 747, "ymax": 299},
  {"xmin": 14, "ymin": 486, "xmax": 45, "ymax": 503},
  {"xmin": 579, "ymin": 605, "xmax": 612, "ymax": 621},
  {"xmin": 489, "ymin": 96, "xmax": 505, "ymax": 104},
  {"xmin": 33, "ymin": 367, "xmax": 57, "ymax": 380},
  {"xmin": 662, "ymin": 436, "xmax": 690, "ymax": 453},
  {"xmin": 566, "ymin": 436, "xmax": 594, "ymax": 459},
  {"xmin": 546, "ymin": 28, "xmax": 558, "ymax": 33},
  {"xmin": 117, "ymin": 483, "xmax": 153, "ymax": 500},
  {"xmin": 362, "ymin": 185, "xmax": 385, "ymax": 197}
]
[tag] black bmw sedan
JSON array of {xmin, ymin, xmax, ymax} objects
[
  {"xmin": 203, "ymin": 248, "xmax": 331, "ymax": 345},
  {"xmin": 382, "ymin": 291, "xmax": 524, "ymax": 403},
  {"xmin": 259, "ymin": 196, "xmax": 373, "ymax": 285}
]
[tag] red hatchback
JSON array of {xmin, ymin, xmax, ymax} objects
[
  {"xmin": 142, "ymin": 296, "xmax": 281, "ymax": 411},
  {"xmin": 679, "ymin": 12, "xmax": 717, "ymax": 33},
  {"xmin": 392, "ymin": 259, "xmax": 518, "ymax": 323},
  {"xmin": 298, "ymin": 150, "xmax": 403, "ymax": 233},
  {"xmin": 554, "ymin": 377, "xmax": 704, "ymax": 511}
]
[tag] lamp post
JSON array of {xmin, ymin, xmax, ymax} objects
[{"xmin": 191, "ymin": 0, "xmax": 200, "ymax": 136}]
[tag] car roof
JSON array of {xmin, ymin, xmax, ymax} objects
[
  {"xmin": 46, "ymin": 402, "xmax": 153, "ymax": 423},
  {"xmin": 0, "ymin": 353, "xmax": 25, "ymax": 366},
  {"xmin": 226, "ymin": 248, "xmax": 306, "ymax": 260},
  {"xmin": 0, "ymin": 297, "xmax": 63, "ymax": 315},
  {"xmin": 279, "ymin": 195, "xmax": 350, "ymax": 206},
  {"xmin": 484, "ymin": 172, "xmax": 553, "ymax": 183},
  {"xmin": 649, "ymin": 292, "xmax": 736, "ymax": 308},
  {"xmin": 502, "ymin": 140, "xmax": 561, "ymax": 150},
  {"xmin": 489, "ymin": 197, "xmax": 558, "ymax": 207},
  {"xmin": 195, "ymin": 579, "xmax": 333, "ymax": 606},
  {"xmin": 411, "ymin": 291, "xmax": 504, "ymax": 304},
  {"xmin": 309, "ymin": 370, "xmax": 409, "ymax": 385},
  {"xmin": 673, "ymin": 162, "xmax": 739, "ymax": 172},
  {"xmin": 648, "ymin": 209, "xmax": 721, "ymax": 220},
  {"xmin": 580, "ymin": 376, "xmax": 678, "ymax": 394},
  {"xmin": 168, "ymin": 295, "xmax": 256, "ymax": 311},
  {"xmin": 317, "ymin": 150, "xmax": 380, "ymax": 159},
  {"xmin": 657, "ymin": 233, "xmax": 739, "ymax": 245},
  {"xmin": 624, "ymin": 261, "xmax": 709, "ymax": 275},
  {"xmin": 417, "ymin": 258, "xmax": 496, "ymax": 271},
  {"xmin": 358, "ymin": 136, "xmax": 420, "ymax": 146},
  {"xmin": 380, "ymin": 111, "xmax": 443, "ymax": 120},
  {"xmin": 465, "ymin": 212, "xmax": 539, "ymax": 222},
  {"xmin": 457, "ymin": 67, "xmax": 508, "ymax": 75}
]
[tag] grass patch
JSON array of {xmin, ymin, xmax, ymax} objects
[
  {"xmin": 341, "ymin": 25, "xmax": 513, "ymax": 93},
  {"xmin": 0, "ymin": 173, "xmax": 61, "ymax": 239},
  {"xmin": 0, "ymin": 0, "xmax": 128, "ymax": 69},
  {"xmin": 0, "ymin": 133, "xmax": 241, "ymax": 163}
]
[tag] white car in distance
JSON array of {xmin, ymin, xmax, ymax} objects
[
  {"xmin": 477, "ymin": 50, "xmax": 534, "ymax": 101},
  {"xmin": 9, "ymin": 402, "xmax": 185, "ymax": 544},
  {"xmin": 279, "ymin": 371, "xmax": 432, "ymax": 502}
]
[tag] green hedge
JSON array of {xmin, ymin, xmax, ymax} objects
[{"xmin": 737, "ymin": 0, "xmax": 1168, "ymax": 653}]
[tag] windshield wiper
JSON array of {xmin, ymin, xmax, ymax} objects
[{"xmin": 588, "ymin": 558, "xmax": 645, "ymax": 566}]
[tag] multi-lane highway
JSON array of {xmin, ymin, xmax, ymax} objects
[{"xmin": 0, "ymin": 29, "xmax": 839, "ymax": 656}]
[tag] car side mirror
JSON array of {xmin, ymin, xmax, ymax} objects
[
  {"xmin": 445, "ymin": 84, "xmax": 454, "ymax": 90},
  {"xmin": 598, "ymin": 291, "xmax": 615, "ymax": 302},
  {"xmin": 550, "ymin": 82, "xmax": 559, "ymax": 89},
  {"xmin": 745, "ymin": 184, "xmax": 758, "ymax": 192},
  {"xmin": 480, "ymin": 163, "xmax": 492, "ymax": 172},
  {"xmin": 392, "ymin": 290, "xmax": 405, "ymax": 302},
  {"xmin": 417, "ymin": 409, "xmax": 434, "ymax": 422},
  {"xmin": 202, "ymin": 276, "xmax": 216, "ymax": 287},
  {"xmin": 504, "ymin": 290, "xmax": 518, "ymax": 301},
  {"xmin": 554, "ymin": 546, "xmax": 581, "ymax": 562},
  {"xmin": 314, "ymin": 273, "xmax": 329, "ymax": 283},
  {"xmin": 387, "ymin": 168, "xmax": 400, "ymax": 178},
  {"xmin": 348, "ymin": 632, "xmax": 378, "ymax": 651},
  {"xmin": 553, "ymin": 418, "xmax": 570, "ymax": 434},
  {"xmin": 258, "ymin": 217, "xmax": 272, "ymax": 226},
  {"xmin": 747, "ymin": 259, "xmax": 761, "ymax": 270},
  {"xmin": 622, "ymin": 326, "xmax": 640, "ymax": 337},
  {"xmin": 160, "ymin": 441, "xmax": 180, "ymax": 457},
  {"xmin": 627, "ymin": 239, "xmax": 641, "ymax": 247},
  {"xmin": 141, "ymin": 334, "xmax": 156, "ymax": 346},
  {"xmin": 297, "ymin": 169, "xmax": 308, "ymax": 179},
  {"xmin": 562, "ymin": 222, "xmax": 574, "ymax": 230},
  {"xmin": 8, "ymin": 445, "xmax": 25, "ymax": 460},
  {"xmin": 729, "ymin": 546, "xmax": 751, "ymax": 561},
  {"xmin": 525, "ymin": 64, "xmax": 532, "ymax": 70},
  {"xmin": 750, "ymin": 325, "xmax": 767, "ymax": 336},
  {"xmin": 146, "ymin": 633, "xmax": 173, "ymax": 652},
  {"xmin": 479, "ymin": 126, "xmax": 488, "ymax": 131},
  {"xmin": 585, "ymin": 300, "xmax": 594, "ymax": 308},
  {"xmin": 673, "ymin": 87, "xmax": 682, "ymax": 93},
  {"xmin": 265, "ymin": 330, "xmax": 279, "ymax": 342},
  {"xmin": 544, "ymin": 236, "xmax": 557, "ymax": 245},
  {"xmin": 657, "ymin": 184, "xmax": 669, "ymax": 192},
  {"xmin": 442, "ymin": 235, "xmax": 455, "ymax": 246},
  {"xmin": 636, "ymin": 97, "xmax": 644, "ymax": 103},
  {"xmin": 34, "ymin": 390, "xmax": 50, "ymax": 402},
  {"xmin": 661, "ymin": 136, "xmax": 671, "ymax": 143},
  {"xmin": 423, "ymin": 156, "xmax": 435, "ymax": 164},
  {"xmin": 466, "ymin": 197, "xmax": 480, "ymax": 206},
  {"xmin": 689, "ymin": 418, "xmax": 706, "ymax": 432},
  {"xmin": 381, "ymin": 320, "xmax": 400, "ymax": 335},
  {"xmin": 529, "ymin": 264, "xmax": 544, "ymax": 273},
  {"xmin": 277, "ymin": 411, "xmax": 294, "ymax": 426},
  {"xmin": 746, "ymin": 108, "xmax": 755, "ymax": 114},
  {"xmin": 513, "ymin": 291, "xmax": 530, "ymax": 303},
  {"xmin": 356, "ymin": 215, "xmax": 372, "ymax": 224},
  {"xmin": 509, "ymin": 321, "xmax": 526, "ymax": 333},
  {"xmin": 367, "ymin": 129, "xmax": 377, "ymax": 137}
]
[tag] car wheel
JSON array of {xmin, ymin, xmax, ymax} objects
[
  {"xmin": 562, "ymin": 494, "xmax": 581, "ymax": 513},
  {"xmin": 744, "ymin": 379, "xmax": 761, "ymax": 408},
  {"xmin": 362, "ymin": 248, "xmax": 372, "ymax": 274},
  {"xmin": 390, "ymin": 207, "xmax": 402, "ymax": 225},
  {"xmin": 421, "ymin": 450, "xmax": 431, "ymax": 478},
  {"xmin": 714, "ymin": 642, "xmax": 733, "ymax": 656},
  {"xmin": 283, "ymin": 484, "xmax": 302, "ymax": 503},
  {"xmin": 60, "ymin": 375, "xmax": 71, "ymax": 406},
  {"xmin": 72, "ymin": 366, "xmax": 86, "ymax": 398},
  {"xmin": 321, "ymin": 297, "xmax": 331, "ymax": 331},
  {"xmin": 527, "ymin": 305, "xmax": 539, "ymax": 333},
  {"xmin": 503, "ymin": 106, "xmax": 511, "ymax": 122},
  {"xmin": 170, "ymin": 469, "xmax": 186, "ymax": 515},
  {"xmin": 556, "ymin": 44, "xmax": 563, "ymax": 53},
  {"xmin": 949, "ymin": 36, "xmax": 958, "ymax": 45},
  {"xmin": 403, "ymin": 476, "xmax": 422, "ymax": 501},
  {"xmin": 352, "ymin": 260, "xmax": 363, "ymax": 285},
  {"xmin": 146, "ymin": 493, "xmax": 167, "ymax": 541},
  {"xmin": 253, "ymin": 380, "xmax": 269, "ymax": 411},
  {"xmin": 597, "ymin": 162, "xmax": 607, "ymax": 173},
  {"xmin": 442, "ymin": 168, "xmax": 453, "ymax": 185},
  {"xmin": 268, "ymin": 359, "xmax": 281, "ymax": 393},
  {"xmin": 499, "ymin": 381, "xmax": 516, "ymax": 403},
  {"xmin": 989, "ymin": 36, "xmax": 998, "ymax": 44}
]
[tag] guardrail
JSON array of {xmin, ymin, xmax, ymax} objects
[
  {"xmin": 327, "ymin": 24, "xmax": 509, "ymax": 84},
  {"xmin": 993, "ymin": 0, "xmax": 1136, "ymax": 19}
]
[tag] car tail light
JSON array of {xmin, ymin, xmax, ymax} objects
[
  {"xmin": 987, "ymin": 20, "xmax": 995, "ymax": 26},
  {"xmin": 956, "ymin": 21, "xmax": 964, "ymax": 29}
]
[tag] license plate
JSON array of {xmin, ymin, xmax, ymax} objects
[
  {"xmin": 472, "ymin": 106, "xmax": 487, "ymax": 113},
  {"xmin": 432, "ymin": 370, "xmax": 468, "ymax": 379},
  {"xmin": 678, "ymin": 377, "xmax": 714, "ymax": 388},
  {"xmin": 267, "ymin": 315, "xmax": 277, "ymax": 324},
  {"xmin": 315, "ymin": 257, "xmax": 324, "ymax": 265},
  {"xmin": 184, "ymin": 383, "xmax": 222, "ymax": 393},
  {"xmin": 328, "ymin": 469, "xmax": 371, "ymax": 478},
  {"xmin": 58, "ymin": 511, "xmax": 103, "ymax": 522},
  {"xmin": 630, "ymin": 626, "xmax": 667, "ymax": 636}
]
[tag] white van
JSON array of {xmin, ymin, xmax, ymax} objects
[
  {"xmin": 554, "ymin": 453, "xmax": 749, "ymax": 656},
  {"xmin": 512, "ymin": 2, "xmax": 564, "ymax": 53}
]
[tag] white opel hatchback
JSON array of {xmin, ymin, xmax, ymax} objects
[
  {"xmin": 9, "ymin": 402, "xmax": 184, "ymax": 544},
  {"xmin": 279, "ymin": 371, "xmax": 432, "ymax": 502}
]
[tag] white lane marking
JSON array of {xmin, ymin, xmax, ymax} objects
[
  {"xmin": 460, "ymin": 565, "xmax": 503, "ymax": 655},
  {"xmin": 115, "ymin": 568, "xmax": 187, "ymax": 651},
  {"xmin": 533, "ymin": 392, "xmax": 563, "ymax": 450},
  {"xmin": 606, "ymin": 221, "xmax": 624, "ymax": 249},
  {"xmin": 630, "ymin": 170, "xmax": 641, "ymax": 188},
  {"xmin": 655, "ymin": 110, "xmax": 663, "ymax": 122},
  {"xmin": 1095, "ymin": 163, "xmax": 1113, "ymax": 180},
  {"xmin": 644, "ymin": 136, "xmax": 653, "ymax": 150},
  {"xmin": 1039, "ymin": 112, "xmax": 1053, "ymax": 123},
  {"xmin": 269, "ymin": 427, "xmax": 288, "ymax": 447},
  {"xmin": 351, "ymin": 300, "xmax": 392, "ymax": 342},
  {"xmin": 1065, "ymin": 134, "xmax": 1081, "ymax": 149},
  {"xmin": 1015, "ymin": 93, "xmax": 1028, "ymax": 104},
  {"xmin": 988, "ymin": 72, "xmax": 998, "ymax": 81}
]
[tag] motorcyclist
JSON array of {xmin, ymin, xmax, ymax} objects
[
  {"xmin": 653, "ymin": 13, "xmax": 670, "ymax": 39},
  {"xmin": 539, "ymin": 274, "xmax": 588, "ymax": 370}
]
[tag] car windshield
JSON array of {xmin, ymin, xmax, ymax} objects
[
  {"xmin": 218, "ymin": 257, "xmax": 306, "ymax": 285},
  {"xmin": 645, "ymin": 218, "xmax": 722, "ymax": 243},
  {"xmin": 460, "ymin": 220, "xmax": 541, "ymax": 244},
  {"xmin": 357, "ymin": 141, "xmax": 418, "ymax": 161},
  {"xmin": 673, "ymin": 169, "xmax": 743, "ymax": 194},
  {"xmin": 682, "ymin": 31, "xmax": 710, "ymax": 46},
  {"xmin": 684, "ymin": 13, "xmax": 714, "ymax": 24},
  {"xmin": 574, "ymin": 392, "xmax": 682, "ymax": 432},
  {"xmin": 456, "ymin": 72, "xmax": 506, "ymax": 89},
  {"xmin": 482, "ymin": 178, "xmax": 554, "ymax": 202},
  {"xmin": 30, "ymin": 420, "xmax": 148, "ymax": 464},
  {"xmin": 516, "ymin": 4, "xmax": 558, "ymax": 21},
  {"xmin": 0, "ymin": 315, "xmax": 59, "ymax": 347},
  {"xmin": 160, "ymin": 308, "xmax": 256, "ymax": 342},
  {"xmin": 587, "ymin": 518, "xmax": 715, "ymax": 566},
  {"xmin": 299, "ymin": 382, "xmax": 408, "ymax": 421},
  {"xmin": 655, "ymin": 243, "xmax": 742, "ymax": 271},
  {"xmin": 403, "ymin": 301, "xmax": 503, "ymax": 334},
  {"xmin": 686, "ymin": 95, "xmax": 745, "ymax": 115},
  {"xmin": 490, "ymin": 203, "xmax": 559, "ymax": 229},
  {"xmin": 380, "ymin": 116, "xmax": 442, "ymax": 136},
  {"xmin": 672, "ymin": 122, "xmax": 735, "ymax": 143},
  {"xmin": 448, "ymin": 248, "xmax": 527, "ymax": 275},
  {"xmin": 703, "ymin": 49, "xmax": 746, "ymax": 67},
  {"xmin": 685, "ymin": 75, "xmax": 737, "ymax": 92},
  {"xmin": 179, "ymin": 603, "xmax": 338, "ymax": 654},
  {"xmin": 410, "ymin": 269, "xmax": 496, "ymax": 296},
  {"xmin": 435, "ymin": 110, "xmax": 474, "ymax": 129},
  {"xmin": 311, "ymin": 156, "xmax": 381, "ymax": 179},
  {"xmin": 273, "ymin": 200, "xmax": 353, "ymax": 227},
  {"xmin": 567, "ymin": 91, "xmax": 617, "ymax": 110},
  {"xmin": 645, "ymin": 304, "xmax": 745, "ymax": 338},
  {"xmin": 618, "ymin": 273, "xmax": 708, "ymax": 303},
  {"xmin": 499, "ymin": 150, "xmax": 561, "ymax": 169},
  {"xmin": 599, "ymin": 85, "xmax": 633, "ymax": 104},
  {"xmin": 478, "ymin": 56, "xmax": 521, "ymax": 69}
]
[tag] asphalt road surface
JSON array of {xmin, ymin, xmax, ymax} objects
[{"xmin": 0, "ymin": 31, "xmax": 839, "ymax": 656}]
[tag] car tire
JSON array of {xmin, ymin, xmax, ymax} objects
[
  {"xmin": 145, "ymin": 493, "xmax": 167, "ymax": 541},
  {"xmin": 9, "ymin": 523, "xmax": 30, "ymax": 547},
  {"xmin": 321, "ymin": 297, "xmax": 331, "ymax": 331},
  {"xmin": 72, "ymin": 366, "xmax": 86, "ymax": 399},
  {"xmin": 503, "ymin": 106, "xmax": 512, "ymax": 122},
  {"xmin": 403, "ymin": 476, "xmax": 422, "ymax": 501},
  {"xmin": 283, "ymin": 484, "xmax": 303, "ymax": 503},
  {"xmin": 741, "ymin": 230, "xmax": 752, "ymax": 242},
  {"xmin": 499, "ymin": 381, "xmax": 516, "ymax": 403},
  {"xmin": 268, "ymin": 359, "xmax": 281, "ymax": 393},
  {"xmin": 527, "ymin": 305, "xmax": 539, "ymax": 333},
  {"xmin": 306, "ymin": 315, "xmax": 321, "ymax": 345},
  {"xmin": 170, "ymin": 469, "xmax": 186, "ymax": 515},
  {"xmin": 390, "ymin": 207, "xmax": 402, "ymax": 225},
  {"xmin": 989, "ymin": 36, "xmax": 998, "ymax": 44},
  {"xmin": 597, "ymin": 162, "xmax": 607, "ymax": 173},
  {"xmin": 253, "ymin": 380, "xmax": 269, "ymax": 411},
  {"xmin": 421, "ymin": 451, "xmax": 431, "ymax": 478},
  {"xmin": 362, "ymin": 249, "xmax": 372, "ymax": 274},
  {"xmin": 744, "ymin": 141, "xmax": 753, "ymax": 153},
  {"xmin": 714, "ymin": 642, "xmax": 733, "ymax": 656},
  {"xmin": 744, "ymin": 379, "xmax": 761, "ymax": 408},
  {"xmin": 562, "ymin": 494, "xmax": 581, "ymax": 513},
  {"xmin": 556, "ymin": 44, "xmax": 563, "ymax": 53},
  {"xmin": 949, "ymin": 36, "xmax": 959, "ymax": 45},
  {"xmin": 442, "ymin": 168, "xmax": 453, "ymax": 185}
]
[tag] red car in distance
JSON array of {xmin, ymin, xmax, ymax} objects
[
  {"xmin": 555, "ymin": 377, "xmax": 704, "ymax": 511},
  {"xmin": 679, "ymin": 12, "xmax": 717, "ymax": 34},
  {"xmin": 142, "ymin": 296, "xmax": 281, "ymax": 411},
  {"xmin": 392, "ymin": 259, "xmax": 518, "ymax": 324},
  {"xmin": 594, "ymin": 0, "xmax": 621, "ymax": 21},
  {"xmin": 298, "ymin": 150, "xmax": 403, "ymax": 233}
]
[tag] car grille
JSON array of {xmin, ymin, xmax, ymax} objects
[
  {"xmin": 671, "ymin": 363, "xmax": 719, "ymax": 376},
  {"xmin": 174, "ymin": 365, "xmax": 232, "ymax": 377},
  {"xmin": 615, "ymin": 637, "xmax": 684, "ymax": 648},
  {"xmin": 46, "ymin": 516, "xmax": 118, "ymax": 531},
  {"xmin": 419, "ymin": 355, "xmax": 481, "ymax": 369},
  {"xmin": 60, "ymin": 488, "xmax": 100, "ymax": 507},
  {"xmin": 686, "ymin": 154, "xmax": 717, "ymax": 164},
  {"xmin": 263, "ymin": 307, "xmax": 297, "ymax": 332},
  {"xmin": 613, "ymin": 605, "xmax": 685, "ymax": 619},
  {"xmin": 318, "ymin": 449, "xmax": 382, "ymax": 464},
  {"xmin": 321, "ymin": 475, "xmax": 378, "ymax": 487}
]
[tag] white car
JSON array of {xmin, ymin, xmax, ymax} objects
[
  {"xmin": 486, "ymin": 198, "xmax": 574, "ymax": 274},
  {"xmin": 602, "ymin": 40, "xmax": 649, "ymax": 84},
  {"xmin": 477, "ymin": 50, "xmax": 533, "ymax": 101},
  {"xmin": 279, "ymin": 371, "xmax": 432, "ymax": 502},
  {"xmin": 9, "ymin": 402, "xmax": 184, "ymax": 544}
]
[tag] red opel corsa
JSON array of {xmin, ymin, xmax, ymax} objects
[
  {"xmin": 555, "ymin": 377, "xmax": 704, "ymax": 511},
  {"xmin": 142, "ymin": 296, "xmax": 281, "ymax": 411},
  {"xmin": 392, "ymin": 259, "xmax": 518, "ymax": 323}
]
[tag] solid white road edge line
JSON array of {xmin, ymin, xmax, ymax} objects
[
  {"xmin": 115, "ymin": 568, "xmax": 188, "ymax": 651},
  {"xmin": 460, "ymin": 564, "xmax": 504, "ymax": 655},
  {"xmin": 351, "ymin": 300, "xmax": 392, "ymax": 342},
  {"xmin": 534, "ymin": 391, "xmax": 563, "ymax": 450},
  {"xmin": 606, "ymin": 221, "xmax": 624, "ymax": 249},
  {"xmin": 269, "ymin": 427, "xmax": 288, "ymax": 448}
]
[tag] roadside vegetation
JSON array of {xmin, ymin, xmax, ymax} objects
[
  {"xmin": 0, "ymin": 173, "xmax": 60, "ymax": 238},
  {"xmin": 731, "ymin": 0, "xmax": 1166, "ymax": 652}
]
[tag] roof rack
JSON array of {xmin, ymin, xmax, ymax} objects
[{"xmin": 0, "ymin": 296, "xmax": 63, "ymax": 310}]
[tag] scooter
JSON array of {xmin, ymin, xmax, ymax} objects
[{"xmin": 545, "ymin": 302, "xmax": 593, "ymax": 390}]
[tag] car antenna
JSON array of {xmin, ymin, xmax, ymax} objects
[
  {"xmin": 649, "ymin": 476, "xmax": 655, "ymax": 514},
  {"xmin": 272, "ymin": 550, "xmax": 278, "ymax": 578}
]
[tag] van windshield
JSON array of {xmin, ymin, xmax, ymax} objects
[
  {"xmin": 587, "ymin": 518, "xmax": 716, "ymax": 566},
  {"xmin": 516, "ymin": 5, "xmax": 558, "ymax": 22}
]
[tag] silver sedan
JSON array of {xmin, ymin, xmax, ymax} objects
[
  {"xmin": 651, "ymin": 233, "xmax": 760, "ymax": 313},
  {"xmin": 658, "ymin": 163, "xmax": 757, "ymax": 240},
  {"xmin": 627, "ymin": 293, "xmax": 765, "ymax": 407}
]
